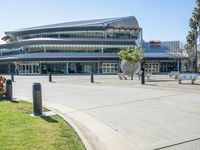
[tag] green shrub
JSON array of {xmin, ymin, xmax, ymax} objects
[
  {"xmin": 118, "ymin": 45, "xmax": 143, "ymax": 62},
  {"xmin": 0, "ymin": 76, "xmax": 6, "ymax": 98}
]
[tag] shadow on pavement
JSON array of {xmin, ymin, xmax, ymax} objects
[
  {"xmin": 40, "ymin": 116, "xmax": 58, "ymax": 123},
  {"xmin": 147, "ymin": 79, "xmax": 175, "ymax": 82}
]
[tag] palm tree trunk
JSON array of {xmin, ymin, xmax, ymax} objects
[
  {"xmin": 198, "ymin": 21, "xmax": 200, "ymax": 43},
  {"xmin": 199, "ymin": 23, "xmax": 200, "ymax": 42},
  {"xmin": 195, "ymin": 39, "xmax": 198, "ymax": 72}
]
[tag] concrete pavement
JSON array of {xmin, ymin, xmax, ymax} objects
[{"xmin": 7, "ymin": 75, "xmax": 200, "ymax": 150}]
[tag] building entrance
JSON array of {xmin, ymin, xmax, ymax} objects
[
  {"xmin": 160, "ymin": 62, "xmax": 177, "ymax": 72},
  {"xmin": 41, "ymin": 62, "xmax": 66, "ymax": 74},
  {"xmin": 102, "ymin": 63, "xmax": 118, "ymax": 73},
  {"xmin": 68, "ymin": 62, "xmax": 98, "ymax": 74},
  {"xmin": 145, "ymin": 63, "xmax": 159, "ymax": 73},
  {"xmin": 76, "ymin": 63, "xmax": 83, "ymax": 73},
  {"xmin": 144, "ymin": 59, "xmax": 179, "ymax": 73},
  {"xmin": 18, "ymin": 63, "xmax": 40, "ymax": 74}
]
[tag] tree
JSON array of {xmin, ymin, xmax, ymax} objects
[
  {"xmin": 193, "ymin": 1, "xmax": 200, "ymax": 42},
  {"xmin": 118, "ymin": 45, "xmax": 143, "ymax": 79},
  {"xmin": 185, "ymin": 30, "xmax": 198, "ymax": 71},
  {"xmin": 118, "ymin": 45, "xmax": 143, "ymax": 62},
  {"xmin": 184, "ymin": 0, "xmax": 200, "ymax": 72}
]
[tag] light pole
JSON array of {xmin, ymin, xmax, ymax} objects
[
  {"xmin": 141, "ymin": 60, "xmax": 145, "ymax": 84},
  {"xmin": 195, "ymin": 37, "xmax": 198, "ymax": 73}
]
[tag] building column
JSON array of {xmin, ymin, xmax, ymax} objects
[
  {"xmin": 158, "ymin": 60, "xmax": 161, "ymax": 73},
  {"xmin": 97, "ymin": 61, "xmax": 100, "ymax": 73},
  {"xmin": 66, "ymin": 62, "xmax": 68, "ymax": 75},
  {"xmin": 8, "ymin": 64, "xmax": 11, "ymax": 74},
  {"xmin": 101, "ymin": 47, "xmax": 104, "ymax": 53},
  {"xmin": 39, "ymin": 62, "xmax": 41, "ymax": 74},
  {"xmin": 177, "ymin": 59, "xmax": 180, "ymax": 71}
]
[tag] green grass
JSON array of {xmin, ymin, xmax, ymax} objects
[{"xmin": 0, "ymin": 100, "xmax": 86, "ymax": 150}]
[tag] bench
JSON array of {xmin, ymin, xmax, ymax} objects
[
  {"xmin": 178, "ymin": 73, "xmax": 198, "ymax": 84},
  {"xmin": 137, "ymin": 71, "xmax": 152, "ymax": 80},
  {"xmin": 117, "ymin": 73, "xmax": 127, "ymax": 80},
  {"xmin": 169, "ymin": 71, "xmax": 180, "ymax": 80},
  {"xmin": 145, "ymin": 72, "xmax": 152, "ymax": 80}
]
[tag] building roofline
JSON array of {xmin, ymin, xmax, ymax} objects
[{"xmin": 5, "ymin": 16, "xmax": 140, "ymax": 37}]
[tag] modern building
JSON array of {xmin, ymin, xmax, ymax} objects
[
  {"xmin": 143, "ymin": 41, "xmax": 182, "ymax": 73},
  {"xmin": 0, "ymin": 16, "xmax": 182, "ymax": 74},
  {"xmin": 0, "ymin": 16, "xmax": 142, "ymax": 74},
  {"xmin": 198, "ymin": 44, "xmax": 200, "ymax": 71}
]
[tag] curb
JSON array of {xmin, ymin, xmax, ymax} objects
[{"xmin": 43, "ymin": 104, "xmax": 94, "ymax": 150}]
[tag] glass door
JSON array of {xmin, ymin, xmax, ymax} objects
[
  {"xmin": 18, "ymin": 63, "xmax": 40, "ymax": 74},
  {"xmin": 102, "ymin": 63, "xmax": 118, "ymax": 73},
  {"xmin": 145, "ymin": 63, "xmax": 159, "ymax": 73}
]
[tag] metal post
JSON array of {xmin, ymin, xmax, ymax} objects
[
  {"xmin": 195, "ymin": 38, "xmax": 198, "ymax": 73},
  {"xmin": 32, "ymin": 83, "xmax": 42, "ymax": 116},
  {"xmin": 49, "ymin": 72, "xmax": 52, "ymax": 82},
  {"xmin": 90, "ymin": 72, "xmax": 94, "ymax": 83},
  {"xmin": 6, "ymin": 79, "xmax": 12, "ymax": 100},
  {"xmin": 11, "ymin": 73, "xmax": 14, "ymax": 82},
  {"xmin": 141, "ymin": 66, "xmax": 145, "ymax": 85}
]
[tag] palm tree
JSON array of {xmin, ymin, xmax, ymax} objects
[
  {"xmin": 192, "ymin": 0, "xmax": 200, "ymax": 72},
  {"xmin": 185, "ymin": 0, "xmax": 200, "ymax": 72},
  {"xmin": 184, "ymin": 42, "xmax": 193, "ymax": 57},
  {"xmin": 189, "ymin": 18, "xmax": 198, "ymax": 31},
  {"xmin": 184, "ymin": 43, "xmax": 191, "ymax": 70},
  {"xmin": 185, "ymin": 30, "xmax": 197, "ymax": 71},
  {"xmin": 192, "ymin": 7, "xmax": 200, "ymax": 42}
]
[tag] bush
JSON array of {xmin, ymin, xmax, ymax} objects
[{"xmin": 0, "ymin": 76, "xmax": 6, "ymax": 98}]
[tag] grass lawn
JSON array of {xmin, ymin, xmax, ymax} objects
[{"xmin": 0, "ymin": 100, "xmax": 86, "ymax": 150}]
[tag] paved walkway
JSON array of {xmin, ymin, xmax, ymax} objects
[{"xmin": 7, "ymin": 75, "xmax": 200, "ymax": 150}]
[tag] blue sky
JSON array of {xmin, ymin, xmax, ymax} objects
[{"xmin": 0, "ymin": 0, "xmax": 195, "ymax": 44}]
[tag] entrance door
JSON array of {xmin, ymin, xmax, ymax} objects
[
  {"xmin": 102, "ymin": 63, "xmax": 118, "ymax": 73},
  {"xmin": 145, "ymin": 63, "xmax": 159, "ymax": 73},
  {"xmin": 76, "ymin": 63, "xmax": 83, "ymax": 73},
  {"xmin": 40, "ymin": 63, "xmax": 66, "ymax": 74},
  {"xmin": 160, "ymin": 62, "xmax": 177, "ymax": 72},
  {"xmin": 19, "ymin": 64, "xmax": 39, "ymax": 74}
]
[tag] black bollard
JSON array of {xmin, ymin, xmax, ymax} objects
[
  {"xmin": 141, "ymin": 67, "xmax": 145, "ymax": 84},
  {"xmin": 90, "ymin": 72, "xmax": 94, "ymax": 83},
  {"xmin": 33, "ymin": 83, "xmax": 42, "ymax": 116},
  {"xmin": 49, "ymin": 72, "xmax": 52, "ymax": 82},
  {"xmin": 11, "ymin": 73, "xmax": 14, "ymax": 82},
  {"xmin": 6, "ymin": 79, "xmax": 13, "ymax": 100}
]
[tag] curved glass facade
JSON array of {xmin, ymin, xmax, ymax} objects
[
  {"xmin": 0, "ymin": 16, "xmax": 142, "ymax": 74},
  {"xmin": 16, "ymin": 29, "xmax": 140, "ymax": 41}
]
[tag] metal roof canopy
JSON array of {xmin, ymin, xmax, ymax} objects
[{"xmin": 5, "ymin": 16, "xmax": 140, "ymax": 37}]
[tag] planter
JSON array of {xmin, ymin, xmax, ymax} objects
[{"xmin": 120, "ymin": 60, "xmax": 140, "ymax": 75}]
